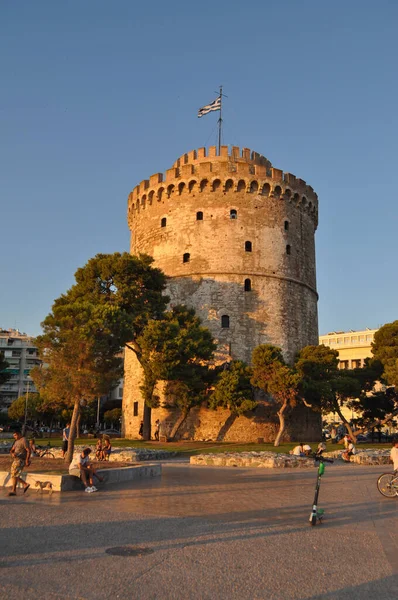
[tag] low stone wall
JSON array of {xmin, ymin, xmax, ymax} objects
[
  {"xmin": 0, "ymin": 463, "xmax": 162, "ymax": 492},
  {"xmin": 33, "ymin": 445, "xmax": 178, "ymax": 462},
  {"xmin": 110, "ymin": 448, "xmax": 178, "ymax": 462},
  {"xmin": 0, "ymin": 442, "xmax": 11, "ymax": 454},
  {"xmin": 190, "ymin": 452, "xmax": 315, "ymax": 468},
  {"xmin": 324, "ymin": 449, "xmax": 392, "ymax": 466},
  {"xmin": 190, "ymin": 449, "xmax": 394, "ymax": 468}
]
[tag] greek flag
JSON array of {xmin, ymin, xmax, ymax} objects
[{"xmin": 198, "ymin": 96, "xmax": 221, "ymax": 118}]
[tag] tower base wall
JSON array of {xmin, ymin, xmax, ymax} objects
[{"xmin": 122, "ymin": 350, "xmax": 321, "ymax": 443}]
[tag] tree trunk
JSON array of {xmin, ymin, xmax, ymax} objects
[
  {"xmin": 274, "ymin": 402, "xmax": 288, "ymax": 447},
  {"xmin": 143, "ymin": 404, "xmax": 152, "ymax": 441},
  {"xmin": 76, "ymin": 412, "xmax": 81, "ymax": 439},
  {"xmin": 66, "ymin": 399, "xmax": 80, "ymax": 464},
  {"xmin": 334, "ymin": 402, "xmax": 357, "ymax": 442},
  {"xmin": 169, "ymin": 409, "xmax": 189, "ymax": 440},
  {"xmin": 216, "ymin": 412, "xmax": 238, "ymax": 442}
]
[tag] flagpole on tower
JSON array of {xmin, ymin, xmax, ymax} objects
[
  {"xmin": 197, "ymin": 90, "xmax": 226, "ymax": 150},
  {"xmin": 218, "ymin": 85, "xmax": 223, "ymax": 154}
]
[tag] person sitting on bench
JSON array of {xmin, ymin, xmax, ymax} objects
[{"xmin": 69, "ymin": 448, "xmax": 104, "ymax": 493}]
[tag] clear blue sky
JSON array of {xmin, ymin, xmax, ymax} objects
[{"xmin": 1, "ymin": 0, "xmax": 397, "ymax": 337}]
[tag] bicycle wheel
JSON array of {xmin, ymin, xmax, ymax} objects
[
  {"xmin": 377, "ymin": 473, "xmax": 398, "ymax": 498},
  {"xmin": 43, "ymin": 451, "xmax": 55, "ymax": 459}
]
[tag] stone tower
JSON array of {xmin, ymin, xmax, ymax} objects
[{"xmin": 123, "ymin": 145, "xmax": 320, "ymax": 441}]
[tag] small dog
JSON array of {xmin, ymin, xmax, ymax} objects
[{"xmin": 35, "ymin": 481, "xmax": 53, "ymax": 494}]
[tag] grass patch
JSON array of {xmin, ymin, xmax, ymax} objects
[{"xmin": 1, "ymin": 437, "xmax": 393, "ymax": 458}]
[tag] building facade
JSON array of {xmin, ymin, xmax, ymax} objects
[
  {"xmin": 123, "ymin": 145, "xmax": 321, "ymax": 441},
  {"xmin": 0, "ymin": 329, "xmax": 41, "ymax": 410},
  {"xmin": 319, "ymin": 328, "xmax": 379, "ymax": 424},
  {"xmin": 318, "ymin": 328, "xmax": 378, "ymax": 369}
]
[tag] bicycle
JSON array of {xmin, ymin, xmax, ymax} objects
[
  {"xmin": 377, "ymin": 471, "xmax": 398, "ymax": 498},
  {"xmin": 35, "ymin": 443, "xmax": 55, "ymax": 459}
]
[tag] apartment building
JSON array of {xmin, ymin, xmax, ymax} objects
[
  {"xmin": 0, "ymin": 328, "xmax": 41, "ymax": 409},
  {"xmin": 319, "ymin": 328, "xmax": 381, "ymax": 424},
  {"xmin": 318, "ymin": 328, "xmax": 378, "ymax": 369}
]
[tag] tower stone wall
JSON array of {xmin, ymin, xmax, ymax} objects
[{"xmin": 123, "ymin": 145, "xmax": 321, "ymax": 441}]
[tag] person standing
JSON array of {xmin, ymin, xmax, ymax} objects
[
  {"xmin": 62, "ymin": 422, "xmax": 70, "ymax": 458},
  {"xmin": 8, "ymin": 430, "xmax": 31, "ymax": 496},
  {"xmin": 390, "ymin": 438, "xmax": 398, "ymax": 472},
  {"xmin": 154, "ymin": 419, "xmax": 160, "ymax": 441},
  {"xmin": 138, "ymin": 420, "xmax": 144, "ymax": 438}
]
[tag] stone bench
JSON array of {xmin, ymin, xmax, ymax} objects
[{"xmin": 0, "ymin": 463, "xmax": 161, "ymax": 492}]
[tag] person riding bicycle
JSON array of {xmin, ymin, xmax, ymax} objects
[{"xmin": 390, "ymin": 438, "xmax": 398, "ymax": 471}]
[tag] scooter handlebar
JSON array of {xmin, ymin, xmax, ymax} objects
[{"xmin": 314, "ymin": 454, "xmax": 334, "ymax": 463}]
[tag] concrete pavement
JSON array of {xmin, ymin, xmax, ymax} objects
[{"xmin": 1, "ymin": 463, "xmax": 398, "ymax": 599}]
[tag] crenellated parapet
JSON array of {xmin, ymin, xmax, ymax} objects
[
  {"xmin": 172, "ymin": 145, "xmax": 272, "ymax": 169},
  {"xmin": 127, "ymin": 145, "xmax": 318, "ymax": 229}
]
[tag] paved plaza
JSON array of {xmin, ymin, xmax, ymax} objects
[{"xmin": 1, "ymin": 462, "xmax": 398, "ymax": 599}]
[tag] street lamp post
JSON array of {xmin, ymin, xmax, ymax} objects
[
  {"xmin": 96, "ymin": 397, "xmax": 100, "ymax": 430},
  {"xmin": 22, "ymin": 379, "xmax": 29, "ymax": 436}
]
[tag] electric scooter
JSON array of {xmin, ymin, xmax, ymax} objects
[{"xmin": 309, "ymin": 453, "xmax": 334, "ymax": 526}]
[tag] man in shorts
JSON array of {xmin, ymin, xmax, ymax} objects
[
  {"xmin": 9, "ymin": 430, "xmax": 31, "ymax": 496},
  {"xmin": 62, "ymin": 422, "xmax": 70, "ymax": 458}
]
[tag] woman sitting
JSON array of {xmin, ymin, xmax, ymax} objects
[
  {"xmin": 102, "ymin": 437, "xmax": 112, "ymax": 461},
  {"xmin": 341, "ymin": 438, "xmax": 356, "ymax": 462},
  {"xmin": 95, "ymin": 438, "xmax": 103, "ymax": 461}
]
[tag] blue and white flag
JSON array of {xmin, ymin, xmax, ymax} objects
[{"xmin": 198, "ymin": 96, "xmax": 221, "ymax": 118}]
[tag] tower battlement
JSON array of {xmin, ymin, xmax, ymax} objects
[
  {"xmin": 172, "ymin": 145, "xmax": 272, "ymax": 169},
  {"xmin": 127, "ymin": 146, "xmax": 318, "ymax": 229}
]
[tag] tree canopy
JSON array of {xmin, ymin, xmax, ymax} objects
[
  {"xmin": 210, "ymin": 360, "xmax": 256, "ymax": 441},
  {"xmin": 8, "ymin": 393, "xmax": 42, "ymax": 422},
  {"xmin": 294, "ymin": 345, "xmax": 381, "ymax": 441},
  {"xmin": 33, "ymin": 252, "xmax": 168, "ymax": 461},
  {"xmin": 134, "ymin": 305, "xmax": 217, "ymax": 439},
  {"xmin": 210, "ymin": 360, "xmax": 256, "ymax": 415},
  {"xmin": 104, "ymin": 408, "xmax": 122, "ymax": 426},
  {"xmin": 372, "ymin": 321, "xmax": 398, "ymax": 387},
  {"xmin": 251, "ymin": 345, "xmax": 301, "ymax": 446}
]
